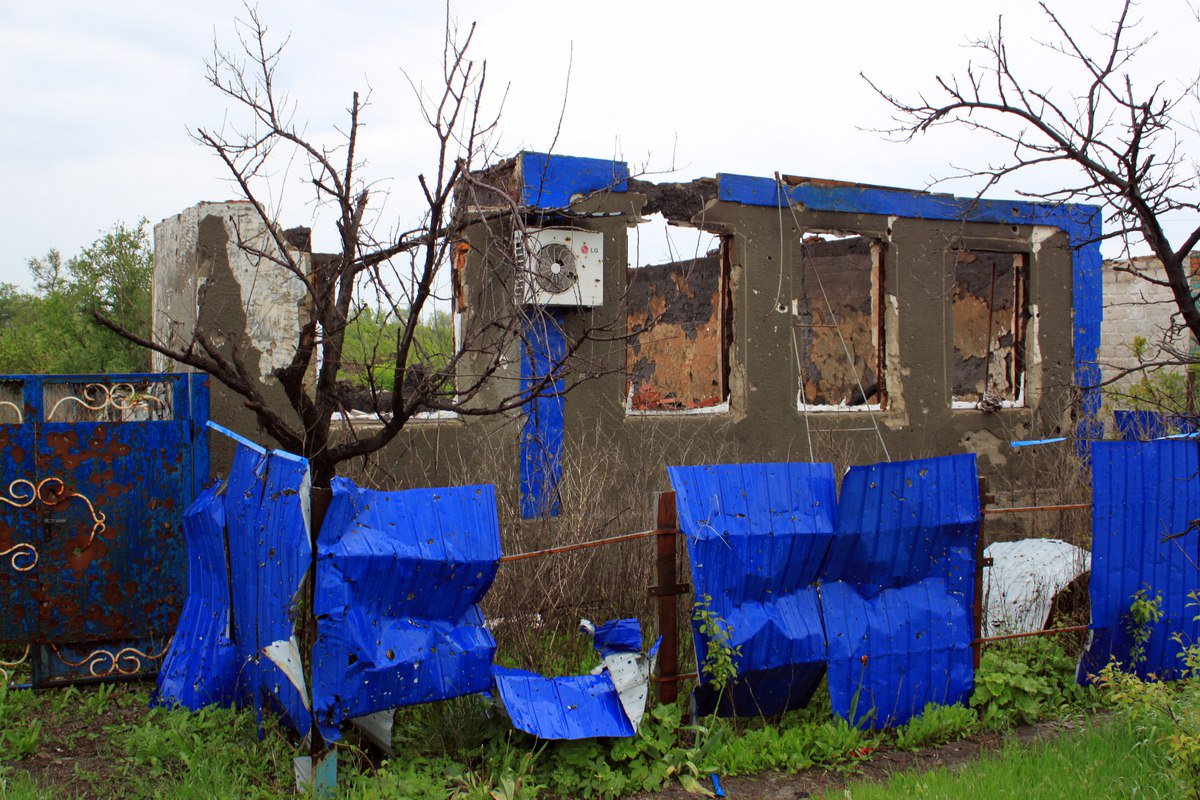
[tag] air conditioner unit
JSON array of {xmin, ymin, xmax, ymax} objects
[{"xmin": 513, "ymin": 227, "xmax": 604, "ymax": 307}]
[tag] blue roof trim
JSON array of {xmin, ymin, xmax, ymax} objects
[
  {"xmin": 716, "ymin": 173, "xmax": 1104, "ymax": 443},
  {"xmin": 519, "ymin": 152, "xmax": 629, "ymax": 210}
]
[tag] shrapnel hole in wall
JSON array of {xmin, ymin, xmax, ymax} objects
[
  {"xmin": 950, "ymin": 250, "xmax": 1028, "ymax": 406},
  {"xmin": 625, "ymin": 214, "xmax": 727, "ymax": 412},
  {"xmin": 793, "ymin": 233, "xmax": 886, "ymax": 411}
]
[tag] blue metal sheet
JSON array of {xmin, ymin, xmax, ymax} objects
[
  {"xmin": 24, "ymin": 374, "xmax": 207, "ymax": 685},
  {"xmin": 822, "ymin": 455, "xmax": 979, "ymax": 728},
  {"xmin": 155, "ymin": 484, "xmax": 238, "ymax": 708},
  {"xmin": 1114, "ymin": 410, "xmax": 1195, "ymax": 441},
  {"xmin": 519, "ymin": 152, "xmax": 630, "ymax": 210},
  {"xmin": 1080, "ymin": 440, "xmax": 1200, "ymax": 681},
  {"xmin": 668, "ymin": 462, "xmax": 838, "ymax": 716},
  {"xmin": 0, "ymin": 385, "xmax": 38, "ymax": 642},
  {"xmin": 715, "ymin": 174, "xmax": 1104, "ymax": 446},
  {"xmin": 520, "ymin": 311, "xmax": 567, "ymax": 519},
  {"xmin": 592, "ymin": 618, "xmax": 642, "ymax": 657},
  {"xmin": 223, "ymin": 442, "xmax": 312, "ymax": 737},
  {"xmin": 312, "ymin": 478, "xmax": 500, "ymax": 743},
  {"xmin": 493, "ymin": 666, "xmax": 635, "ymax": 739}
]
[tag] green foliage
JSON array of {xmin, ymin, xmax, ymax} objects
[
  {"xmin": 0, "ymin": 683, "xmax": 44, "ymax": 759},
  {"xmin": 1108, "ymin": 335, "xmax": 1197, "ymax": 417},
  {"xmin": 829, "ymin": 718, "xmax": 1180, "ymax": 799},
  {"xmin": 1095, "ymin": 591, "xmax": 1200, "ymax": 798},
  {"xmin": 693, "ymin": 593, "xmax": 742, "ymax": 696},
  {"xmin": 701, "ymin": 711, "xmax": 873, "ymax": 776},
  {"xmin": 114, "ymin": 703, "xmax": 293, "ymax": 799},
  {"xmin": 971, "ymin": 636, "xmax": 1092, "ymax": 728},
  {"xmin": 892, "ymin": 702, "xmax": 979, "ymax": 750},
  {"xmin": 0, "ymin": 221, "xmax": 153, "ymax": 374},
  {"xmin": 339, "ymin": 306, "xmax": 454, "ymax": 388},
  {"xmin": 1126, "ymin": 587, "xmax": 1165, "ymax": 666}
]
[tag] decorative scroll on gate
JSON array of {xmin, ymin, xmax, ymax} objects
[{"xmin": 0, "ymin": 373, "xmax": 209, "ymax": 687}]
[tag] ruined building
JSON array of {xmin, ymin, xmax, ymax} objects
[{"xmin": 152, "ymin": 152, "xmax": 1102, "ymax": 515}]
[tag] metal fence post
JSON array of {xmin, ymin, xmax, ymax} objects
[
  {"xmin": 973, "ymin": 476, "xmax": 994, "ymax": 669},
  {"xmin": 651, "ymin": 490, "xmax": 683, "ymax": 704}
]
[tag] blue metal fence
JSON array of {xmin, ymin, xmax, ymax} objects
[{"xmin": 0, "ymin": 373, "xmax": 208, "ymax": 686}]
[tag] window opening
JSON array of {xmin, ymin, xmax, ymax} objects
[
  {"xmin": 625, "ymin": 215, "xmax": 727, "ymax": 413},
  {"xmin": 950, "ymin": 250, "xmax": 1028, "ymax": 408},
  {"xmin": 793, "ymin": 233, "xmax": 886, "ymax": 411}
]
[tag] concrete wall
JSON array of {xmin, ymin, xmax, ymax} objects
[
  {"xmin": 1099, "ymin": 253, "xmax": 1196, "ymax": 393},
  {"xmin": 151, "ymin": 157, "xmax": 1097, "ymax": 518},
  {"xmin": 152, "ymin": 201, "xmax": 311, "ymax": 469}
]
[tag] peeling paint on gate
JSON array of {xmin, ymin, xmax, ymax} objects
[{"xmin": 0, "ymin": 373, "xmax": 209, "ymax": 686}]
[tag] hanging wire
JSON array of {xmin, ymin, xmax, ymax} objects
[{"xmin": 776, "ymin": 175, "xmax": 892, "ymax": 463}]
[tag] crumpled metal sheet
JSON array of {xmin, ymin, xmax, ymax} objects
[
  {"xmin": 983, "ymin": 539, "xmax": 1089, "ymax": 637},
  {"xmin": 492, "ymin": 618, "xmax": 655, "ymax": 739},
  {"xmin": 590, "ymin": 618, "xmax": 643, "ymax": 657},
  {"xmin": 822, "ymin": 455, "xmax": 979, "ymax": 728},
  {"xmin": 225, "ymin": 444, "xmax": 313, "ymax": 738},
  {"xmin": 1080, "ymin": 440, "xmax": 1200, "ymax": 682},
  {"xmin": 155, "ymin": 434, "xmax": 313, "ymax": 739},
  {"xmin": 493, "ymin": 666, "xmax": 634, "ymax": 739},
  {"xmin": 668, "ymin": 462, "xmax": 838, "ymax": 717},
  {"xmin": 155, "ymin": 483, "xmax": 238, "ymax": 708},
  {"xmin": 312, "ymin": 478, "xmax": 501, "ymax": 743}
]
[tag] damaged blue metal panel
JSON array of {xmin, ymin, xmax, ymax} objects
[
  {"xmin": 156, "ymin": 484, "xmax": 238, "ymax": 708},
  {"xmin": 520, "ymin": 311, "xmax": 567, "ymax": 519},
  {"xmin": 493, "ymin": 666, "xmax": 635, "ymax": 740},
  {"xmin": 822, "ymin": 455, "xmax": 979, "ymax": 728},
  {"xmin": 223, "ymin": 442, "xmax": 312, "ymax": 737},
  {"xmin": 592, "ymin": 618, "xmax": 642, "ymax": 657},
  {"xmin": 519, "ymin": 152, "xmax": 630, "ymax": 210},
  {"xmin": 1080, "ymin": 440, "xmax": 1200, "ymax": 682},
  {"xmin": 668, "ymin": 462, "xmax": 838, "ymax": 717},
  {"xmin": 1113, "ymin": 410, "xmax": 1194, "ymax": 440},
  {"xmin": 716, "ymin": 174, "xmax": 1104, "ymax": 443},
  {"xmin": 251, "ymin": 450, "xmax": 313, "ymax": 736},
  {"xmin": 312, "ymin": 479, "xmax": 500, "ymax": 743}
]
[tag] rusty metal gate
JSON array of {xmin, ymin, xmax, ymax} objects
[{"xmin": 0, "ymin": 373, "xmax": 208, "ymax": 686}]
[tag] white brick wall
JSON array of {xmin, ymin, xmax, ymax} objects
[{"xmin": 1099, "ymin": 254, "xmax": 1194, "ymax": 392}]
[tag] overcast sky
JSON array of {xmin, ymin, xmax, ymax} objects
[{"xmin": 2, "ymin": 1, "xmax": 1197, "ymax": 288}]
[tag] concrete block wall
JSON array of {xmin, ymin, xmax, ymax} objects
[{"xmin": 1099, "ymin": 254, "xmax": 1195, "ymax": 393}]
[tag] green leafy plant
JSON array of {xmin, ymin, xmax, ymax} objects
[
  {"xmin": 892, "ymin": 702, "xmax": 979, "ymax": 750},
  {"xmin": 971, "ymin": 636, "xmax": 1089, "ymax": 728},
  {"xmin": 693, "ymin": 593, "xmax": 742, "ymax": 697},
  {"xmin": 1126, "ymin": 587, "xmax": 1165, "ymax": 667}
]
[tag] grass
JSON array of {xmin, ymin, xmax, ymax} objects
[
  {"xmin": 827, "ymin": 716, "xmax": 1183, "ymax": 799},
  {"xmin": 0, "ymin": 636, "xmax": 1185, "ymax": 799}
]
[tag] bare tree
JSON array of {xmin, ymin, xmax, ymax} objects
[
  {"xmin": 868, "ymin": 1, "xmax": 1200, "ymax": 369},
  {"xmin": 95, "ymin": 8, "xmax": 624, "ymax": 486}
]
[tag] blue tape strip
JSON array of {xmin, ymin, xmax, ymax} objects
[
  {"xmin": 1010, "ymin": 437, "xmax": 1068, "ymax": 448},
  {"xmin": 205, "ymin": 420, "xmax": 267, "ymax": 454}
]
